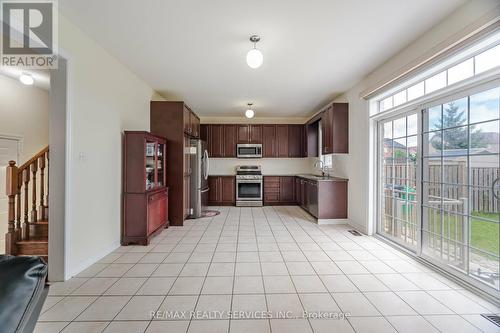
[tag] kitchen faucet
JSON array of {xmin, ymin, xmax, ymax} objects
[{"xmin": 314, "ymin": 159, "xmax": 327, "ymax": 177}]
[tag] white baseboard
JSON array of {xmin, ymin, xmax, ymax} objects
[
  {"xmin": 68, "ymin": 241, "xmax": 120, "ymax": 279},
  {"xmin": 317, "ymin": 218, "xmax": 349, "ymax": 225}
]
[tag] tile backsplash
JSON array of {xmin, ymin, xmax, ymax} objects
[{"xmin": 209, "ymin": 158, "xmax": 317, "ymax": 175}]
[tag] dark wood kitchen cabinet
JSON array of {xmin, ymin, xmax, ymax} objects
[
  {"xmin": 150, "ymin": 101, "xmax": 200, "ymax": 226},
  {"xmin": 263, "ymin": 176, "xmax": 295, "ymax": 205},
  {"xmin": 276, "ymin": 125, "xmax": 289, "ymax": 157},
  {"xmin": 262, "ymin": 125, "xmax": 276, "ymax": 157},
  {"xmin": 238, "ymin": 124, "xmax": 262, "ymax": 143},
  {"xmin": 202, "ymin": 124, "xmax": 237, "ymax": 158},
  {"xmin": 123, "ymin": 131, "xmax": 168, "ymax": 245},
  {"xmin": 208, "ymin": 176, "xmax": 235, "ymax": 205},
  {"xmin": 296, "ymin": 176, "xmax": 348, "ymax": 220},
  {"xmin": 280, "ymin": 176, "xmax": 295, "ymax": 202},
  {"xmin": 288, "ymin": 125, "xmax": 304, "ymax": 157},
  {"xmin": 223, "ymin": 125, "xmax": 237, "ymax": 157},
  {"xmin": 321, "ymin": 103, "xmax": 348, "ymax": 154},
  {"xmin": 209, "ymin": 124, "xmax": 224, "ymax": 157}
]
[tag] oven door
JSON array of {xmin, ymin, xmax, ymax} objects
[{"xmin": 236, "ymin": 179, "xmax": 262, "ymax": 201}]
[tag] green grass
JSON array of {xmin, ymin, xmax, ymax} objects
[{"xmin": 428, "ymin": 211, "xmax": 499, "ymax": 255}]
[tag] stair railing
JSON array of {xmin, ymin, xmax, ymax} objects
[{"xmin": 5, "ymin": 146, "xmax": 49, "ymax": 255}]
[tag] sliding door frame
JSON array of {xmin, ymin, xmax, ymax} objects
[{"xmin": 374, "ymin": 76, "xmax": 500, "ymax": 300}]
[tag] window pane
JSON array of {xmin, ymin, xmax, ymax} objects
[
  {"xmin": 407, "ymin": 114, "xmax": 418, "ymax": 136},
  {"xmin": 442, "ymin": 98, "xmax": 468, "ymax": 129},
  {"xmin": 425, "ymin": 71, "xmax": 447, "ymax": 93},
  {"xmin": 407, "ymin": 82, "xmax": 424, "ymax": 101},
  {"xmin": 475, "ymin": 44, "xmax": 500, "ymax": 74},
  {"xmin": 381, "ymin": 96, "xmax": 393, "ymax": 111},
  {"xmin": 443, "ymin": 126, "xmax": 468, "ymax": 151},
  {"xmin": 422, "ymin": 157, "xmax": 442, "ymax": 182},
  {"xmin": 393, "ymin": 117, "xmax": 406, "ymax": 138},
  {"xmin": 470, "ymin": 120, "xmax": 499, "ymax": 153},
  {"xmin": 424, "ymin": 132, "xmax": 442, "ymax": 156},
  {"xmin": 393, "ymin": 90, "xmax": 407, "ymax": 106},
  {"xmin": 424, "ymin": 105, "xmax": 442, "ymax": 132},
  {"xmin": 447, "ymin": 58, "xmax": 473, "ymax": 85},
  {"xmin": 470, "ymin": 87, "xmax": 500, "ymax": 124},
  {"xmin": 384, "ymin": 121, "xmax": 393, "ymax": 139}
]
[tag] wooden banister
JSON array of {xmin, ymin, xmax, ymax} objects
[
  {"xmin": 18, "ymin": 146, "xmax": 49, "ymax": 174},
  {"xmin": 6, "ymin": 161, "xmax": 18, "ymax": 255},
  {"xmin": 5, "ymin": 146, "xmax": 49, "ymax": 255}
]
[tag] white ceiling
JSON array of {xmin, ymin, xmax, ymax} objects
[{"xmin": 59, "ymin": 0, "xmax": 467, "ymax": 117}]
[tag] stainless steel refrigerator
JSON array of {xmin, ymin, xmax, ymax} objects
[{"xmin": 190, "ymin": 139, "xmax": 209, "ymax": 218}]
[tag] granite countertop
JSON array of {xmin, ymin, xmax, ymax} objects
[
  {"xmin": 295, "ymin": 174, "xmax": 349, "ymax": 182},
  {"xmin": 208, "ymin": 174, "xmax": 348, "ymax": 182}
]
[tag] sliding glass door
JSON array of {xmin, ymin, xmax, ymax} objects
[
  {"xmin": 380, "ymin": 112, "xmax": 419, "ymax": 250},
  {"xmin": 378, "ymin": 83, "xmax": 500, "ymax": 293}
]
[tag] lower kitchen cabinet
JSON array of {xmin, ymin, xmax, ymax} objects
[
  {"xmin": 208, "ymin": 176, "xmax": 235, "ymax": 206},
  {"xmin": 264, "ymin": 176, "xmax": 295, "ymax": 205},
  {"xmin": 296, "ymin": 176, "xmax": 348, "ymax": 220}
]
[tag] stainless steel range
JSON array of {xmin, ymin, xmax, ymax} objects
[{"xmin": 236, "ymin": 165, "xmax": 263, "ymax": 207}]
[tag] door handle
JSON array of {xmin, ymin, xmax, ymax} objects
[
  {"xmin": 493, "ymin": 178, "xmax": 499, "ymax": 200},
  {"xmin": 201, "ymin": 188, "xmax": 210, "ymax": 193}
]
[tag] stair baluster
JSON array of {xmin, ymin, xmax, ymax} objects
[
  {"xmin": 39, "ymin": 153, "xmax": 47, "ymax": 220},
  {"xmin": 31, "ymin": 160, "xmax": 38, "ymax": 223},
  {"xmin": 5, "ymin": 161, "xmax": 18, "ymax": 255},
  {"xmin": 23, "ymin": 169, "xmax": 30, "ymax": 240}
]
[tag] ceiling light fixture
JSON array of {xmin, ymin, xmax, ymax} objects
[
  {"xmin": 19, "ymin": 73, "xmax": 34, "ymax": 86},
  {"xmin": 246, "ymin": 35, "xmax": 263, "ymax": 69},
  {"xmin": 245, "ymin": 103, "xmax": 255, "ymax": 119}
]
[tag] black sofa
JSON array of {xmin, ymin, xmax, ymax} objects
[{"xmin": 0, "ymin": 255, "xmax": 49, "ymax": 333}]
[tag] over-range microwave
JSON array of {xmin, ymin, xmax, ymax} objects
[{"xmin": 237, "ymin": 143, "xmax": 262, "ymax": 158}]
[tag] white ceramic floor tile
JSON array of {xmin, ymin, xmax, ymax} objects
[
  {"xmin": 331, "ymin": 293, "xmax": 380, "ymax": 317},
  {"xmin": 39, "ymin": 297, "xmax": 97, "ymax": 322},
  {"xmin": 60, "ymin": 321, "xmax": 108, "ymax": 333},
  {"xmin": 396, "ymin": 291, "xmax": 454, "ymax": 315},
  {"xmin": 169, "ymin": 277, "xmax": 205, "ymax": 295},
  {"xmin": 386, "ymin": 316, "xmax": 439, "ymax": 333},
  {"xmin": 291, "ymin": 275, "xmax": 327, "ymax": 293},
  {"xmin": 299, "ymin": 293, "xmax": 341, "ymax": 313},
  {"xmin": 320, "ymin": 275, "xmax": 358, "ymax": 292},
  {"xmin": 34, "ymin": 322, "xmax": 69, "ymax": 333},
  {"xmin": 202, "ymin": 276, "xmax": 234, "ymax": 294},
  {"xmin": 425, "ymin": 315, "xmax": 482, "ymax": 333},
  {"xmin": 104, "ymin": 278, "xmax": 147, "ymax": 295},
  {"xmin": 115, "ymin": 295, "xmax": 164, "ymax": 320},
  {"xmin": 155, "ymin": 295, "xmax": 198, "ymax": 320},
  {"xmin": 348, "ymin": 316, "xmax": 397, "ymax": 333},
  {"xmin": 348, "ymin": 275, "xmax": 390, "ymax": 292},
  {"xmin": 146, "ymin": 321, "xmax": 190, "ymax": 333},
  {"xmin": 309, "ymin": 318, "xmax": 354, "ymax": 333},
  {"xmin": 266, "ymin": 294, "xmax": 304, "ymax": 318},
  {"xmin": 76, "ymin": 296, "xmax": 131, "ymax": 321},
  {"xmin": 229, "ymin": 319, "xmax": 270, "ymax": 333},
  {"xmin": 263, "ymin": 275, "xmax": 296, "ymax": 293},
  {"xmin": 103, "ymin": 321, "xmax": 149, "ymax": 333},
  {"xmin": 269, "ymin": 319, "xmax": 312, "ymax": 333},
  {"xmin": 234, "ymin": 276, "xmax": 265, "ymax": 294},
  {"xmin": 137, "ymin": 277, "xmax": 176, "ymax": 295},
  {"xmin": 187, "ymin": 320, "xmax": 229, "ymax": 333},
  {"xmin": 363, "ymin": 291, "xmax": 417, "ymax": 315}
]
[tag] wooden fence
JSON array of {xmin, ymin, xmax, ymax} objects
[{"xmin": 384, "ymin": 159, "xmax": 499, "ymax": 213}]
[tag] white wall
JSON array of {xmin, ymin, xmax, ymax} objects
[
  {"xmin": 59, "ymin": 15, "xmax": 164, "ymax": 278},
  {"xmin": 0, "ymin": 74, "xmax": 49, "ymax": 162},
  {"xmin": 329, "ymin": 0, "xmax": 500, "ymax": 234}
]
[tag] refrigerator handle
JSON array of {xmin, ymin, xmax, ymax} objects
[{"xmin": 204, "ymin": 149, "xmax": 210, "ymax": 180}]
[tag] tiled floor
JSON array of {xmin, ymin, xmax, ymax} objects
[{"xmin": 36, "ymin": 206, "xmax": 500, "ymax": 333}]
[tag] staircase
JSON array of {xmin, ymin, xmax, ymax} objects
[{"xmin": 5, "ymin": 146, "xmax": 49, "ymax": 263}]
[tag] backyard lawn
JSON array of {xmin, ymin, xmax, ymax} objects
[{"xmin": 428, "ymin": 211, "xmax": 499, "ymax": 255}]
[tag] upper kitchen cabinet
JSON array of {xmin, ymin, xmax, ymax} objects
[
  {"xmin": 288, "ymin": 125, "xmax": 303, "ymax": 158},
  {"xmin": 182, "ymin": 104, "xmax": 200, "ymax": 138},
  {"xmin": 238, "ymin": 124, "xmax": 262, "ymax": 143},
  {"xmin": 276, "ymin": 125, "xmax": 289, "ymax": 157},
  {"xmin": 321, "ymin": 103, "xmax": 348, "ymax": 154},
  {"xmin": 201, "ymin": 124, "xmax": 237, "ymax": 158},
  {"xmin": 209, "ymin": 124, "xmax": 224, "ymax": 158},
  {"xmin": 223, "ymin": 124, "xmax": 237, "ymax": 157},
  {"xmin": 262, "ymin": 125, "xmax": 276, "ymax": 157}
]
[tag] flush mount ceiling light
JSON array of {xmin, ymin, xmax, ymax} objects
[
  {"xmin": 245, "ymin": 103, "xmax": 255, "ymax": 118},
  {"xmin": 246, "ymin": 35, "xmax": 263, "ymax": 69},
  {"xmin": 19, "ymin": 73, "xmax": 34, "ymax": 85}
]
